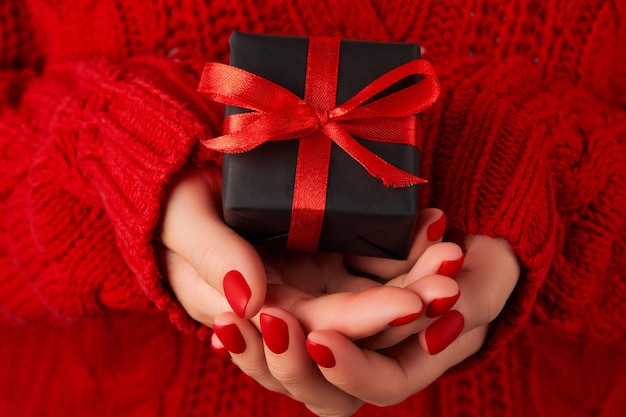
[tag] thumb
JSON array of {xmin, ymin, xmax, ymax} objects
[{"xmin": 160, "ymin": 165, "xmax": 266, "ymax": 318}]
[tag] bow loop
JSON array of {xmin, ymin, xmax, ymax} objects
[
  {"xmin": 331, "ymin": 60, "xmax": 439, "ymax": 120},
  {"xmin": 199, "ymin": 62, "xmax": 305, "ymax": 113}
]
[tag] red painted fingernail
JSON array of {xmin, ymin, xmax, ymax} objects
[
  {"xmin": 212, "ymin": 323, "xmax": 246, "ymax": 354},
  {"xmin": 306, "ymin": 340, "xmax": 336, "ymax": 368},
  {"xmin": 427, "ymin": 213, "xmax": 447, "ymax": 242},
  {"xmin": 260, "ymin": 313, "xmax": 289, "ymax": 354},
  {"xmin": 211, "ymin": 343, "xmax": 232, "ymax": 359},
  {"xmin": 424, "ymin": 310, "xmax": 464, "ymax": 355},
  {"xmin": 223, "ymin": 270, "xmax": 251, "ymax": 318},
  {"xmin": 437, "ymin": 255, "xmax": 464, "ymax": 279},
  {"xmin": 388, "ymin": 308, "xmax": 424, "ymax": 327},
  {"xmin": 426, "ymin": 291, "xmax": 461, "ymax": 318}
]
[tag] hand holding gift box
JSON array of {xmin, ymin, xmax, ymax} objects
[{"xmin": 198, "ymin": 32, "xmax": 440, "ymax": 258}]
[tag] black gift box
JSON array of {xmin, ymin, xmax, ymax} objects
[{"xmin": 222, "ymin": 31, "xmax": 423, "ymax": 259}]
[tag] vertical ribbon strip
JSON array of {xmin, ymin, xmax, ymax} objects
[{"xmin": 287, "ymin": 37, "xmax": 340, "ymax": 251}]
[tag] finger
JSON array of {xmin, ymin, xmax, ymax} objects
[
  {"xmin": 356, "ymin": 274, "xmax": 460, "ymax": 350},
  {"xmin": 346, "ymin": 208, "xmax": 446, "ymax": 281},
  {"xmin": 259, "ymin": 308, "xmax": 363, "ymax": 417},
  {"xmin": 163, "ymin": 249, "xmax": 231, "ymax": 327},
  {"xmin": 354, "ymin": 243, "xmax": 462, "ymax": 349},
  {"xmin": 212, "ymin": 312, "xmax": 288, "ymax": 395},
  {"xmin": 419, "ymin": 235, "xmax": 519, "ymax": 355},
  {"xmin": 384, "ymin": 241, "xmax": 464, "ymax": 324},
  {"xmin": 306, "ymin": 325, "xmax": 487, "ymax": 407},
  {"xmin": 160, "ymin": 166, "xmax": 266, "ymax": 318},
  {"xmin": 273, "ymin": 285, "xmax": 425, "ymax": 339},
  {"xmin": 386, "ymin": 242, "xmax": 465, "ymax": 288}
]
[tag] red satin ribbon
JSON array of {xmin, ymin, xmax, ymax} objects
[{"xmin": 198, "ymin": 36, "xmax": 440, "ymax": 251}]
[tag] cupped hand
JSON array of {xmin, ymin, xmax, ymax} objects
[{"xmin": 157, "ymin": 165, "xmax": 480, "ymax": 416}]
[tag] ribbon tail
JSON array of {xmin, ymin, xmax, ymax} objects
[{"xmin": 323, "ymin": 123, "xmax": 427, "ymax": 188}]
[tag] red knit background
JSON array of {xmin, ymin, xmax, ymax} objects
[{"xmin": 1, "ymin": 0, "xmax": 625, "ymax": 416}]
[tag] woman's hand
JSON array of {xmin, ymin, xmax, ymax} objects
[
  {"xmin": 158, "ymin": 165, "xmax": 519, "ymax": 416},
  {"xmin": 302, "ymin": 235, "xmax": 520, "ymax": 408}
]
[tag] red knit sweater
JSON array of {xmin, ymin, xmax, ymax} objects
[{"xmin": 1, "ymin": 0, "xmax": 625, "ymax": 416}]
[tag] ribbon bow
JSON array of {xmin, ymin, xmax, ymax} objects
[
  {"xmin": 198, "ymin": 56, "xmax": 439, "ymax": 187},
  {"xmin": 197, "ymin": 36, "xmax": 440, "ymax": 251}
]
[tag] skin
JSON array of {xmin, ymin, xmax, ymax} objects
[{"xmin": 158, "ymin": 165, "xmax": 520, "ymax": 417}]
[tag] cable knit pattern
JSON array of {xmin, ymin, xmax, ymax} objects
[{"xmin": 1, "ymin": 0, "xmax": 625, "ymax": 416}]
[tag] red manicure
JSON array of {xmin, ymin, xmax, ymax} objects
[
  {"xmin": 223, "ymin": 270, "xmax": 251, "ymax": 318},
  {"xmin": 424, "ymin": 310, "xmax": 464, "ymax": 355},
  {"xmin": 426, "ymin": 291, "xmax": 460, "ymax": 318},
  {"xmin": 260, "ymin": 313, "xmax": 289, "ymax": 354},
  {"xmin": 212, "ymin": 323, "xmax": 246, "ymax": 354},
  {"xmin": 211, "ymin": 343, "xmax": 232, "ymax": 359},
  {"xmin": 437, "ymin": 255, "xmax": 464, "ymax": 279},
  {"xmin": 427, "ymin": 213, "xmax": 447, "ymax": 242},
  {"xmin": 306, "ymin": 340, "xmax": 336, "ymax": 368},
  {"xmin": 389, "ymin": 308, "xmax": 423, "ymax": 327}
]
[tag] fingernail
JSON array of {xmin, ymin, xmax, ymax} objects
[
  {"xmin": 437, "ymin": 254, "xmax": 464, "ymax": 279},
  {"xmin": 388, "ymin": 308, "xmax": 423, "ymax": 327},
  {"xmin": 427, "ymin": 213, "xmax": 447, "ymax": 242},
  {"xmin": 211, "ymin": 343, "xmax": 232, "ymax": 359},
  {"xmin": 212, "ymin": 323, "xmax": 246, "ymax": 354},
  {"xmin": 306, "ymin": 340, "xmax": 336, "ymax": 368},
  {"xmin": 424, "ymin": 310, "xmax": 464, "ymax": 355},
  {"xmin": 223, "ymin": 270, "xmax": 251, "ymax": 318},
  {"xmin": 260, "ymin": 313, "xmax": 289, "ymax": 354},
  {"xmin": 425, "ymin": 291, "xmax": 461, "ymax": 318}
]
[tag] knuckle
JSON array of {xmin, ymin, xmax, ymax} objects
[
  {"xmin": 363, "ymin": 375, "xmax": 411, "ymax": 407},
  {"xmin": 368, "ymin": 392, "xmax": 406, "ymax": 408},
  {"xmin": 464, "ymin": 284, "xmax": 501, "ymax": 328},
  {"xmin": 309, "ymin": 402, "xmax": 362, "ymax": 417},
  {"xmin": 448, "ymin": 325, "xmax": 488, "ymax": 360},
  {"xmin": 240, "ymin": 362, "xmax": 272, "ymax": 382},
  {"xmin": 187, "ymin": 306, "xmax": 215, "ymax": 328},
  {"xmin": 173, "ymin": 285, "xmax": 216, "ymax": 327},
  {"xmin": 238, "ymin": 367, "xmax": 290, "ymax": 397},
  {"xmin": 186, "ymin": 307, "xmax": 210, "ymax": 326},
  {"xmin": 483, "ymin": 282, "xmax": 506, "ymax": 324},
  {"xmin": 191, "ymin": 240, "xmax": 225, "ymax": 283},
  {"xmin": 270, "ymin": 366, "xmax": 308, "ymax": 388},
  {"xmin": 465, "ymin": 325, "xmax": 489, "ymax": 354}
]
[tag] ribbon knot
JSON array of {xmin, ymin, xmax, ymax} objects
[{"xmin": 315, "ymin": 108, "xmax": 331, "ymax": 128}]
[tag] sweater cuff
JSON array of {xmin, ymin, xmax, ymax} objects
[
  {"xmin": 2, "ymin": 57, "xmax": 222, "ymax": 330},
  {"xmin": 422, "ymin": 58, "xmax": 558, "ymax": 368},
  {"xmin": 77, "ymin": 57, "xmax": 224, "ymax": 333}
]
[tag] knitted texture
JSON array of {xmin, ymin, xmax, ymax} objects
[{"xmin": 1, "ymin": 0, "xmax": 625, "ymax": 416}]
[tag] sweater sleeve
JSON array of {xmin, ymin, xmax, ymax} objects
[
  {"xmin": 0, "ymin": 56, "xmax": 223, "ymax": 327},
  {"xmin": 420, "ymin": 56, "xmax": 626, "ymax": 368}
]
